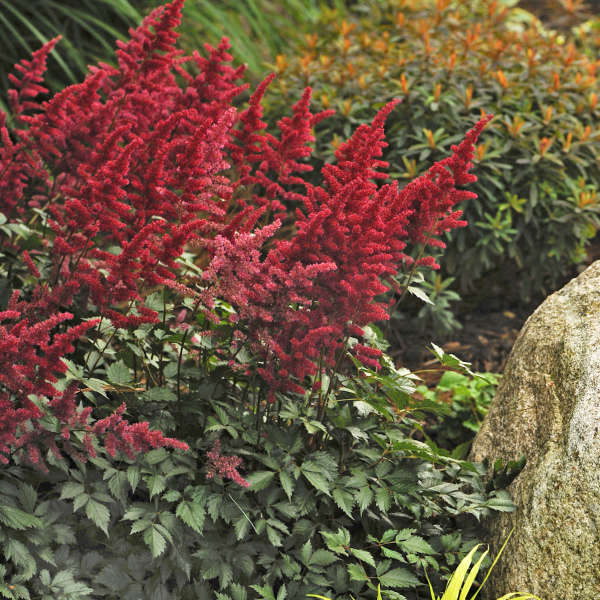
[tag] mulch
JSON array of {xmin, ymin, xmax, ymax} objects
[{"xmin": 393, "ymin": 239, "xmax": 600, "ymax": 385}]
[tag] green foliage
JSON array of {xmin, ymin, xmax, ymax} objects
[
  {"xmin": 0, "ymin": 309, "xmax": 514, "ymax": 599},
  {"xmin": 308, "ymin": 532, "xmax": 541, "ymax": 600},
  {"xmin": 423, "ymin": 530, "xmax": 541, "ymax": 600},
  {"xmin": 268, "ymin": 0, "xmax": 600, "ymax": 301},
  {"xmin": 415, "ymin": 371, "xmax": 500, "ymax": 458},
  {"xmin": 390, "ymin": 271, "xmax": 463, "ymax": 338},
  {"xmin": 0, "ymin": 0, "xmax": 144, "ymax": 113}
]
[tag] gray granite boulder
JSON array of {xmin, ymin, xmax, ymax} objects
[{"xmin": 469, "ymin": 260, "xmax": 600, "ymax": 600}]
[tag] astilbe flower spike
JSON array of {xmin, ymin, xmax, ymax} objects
[{"xmin": 205, "ymin": 438, "xmax": 249, "ymax": 487}]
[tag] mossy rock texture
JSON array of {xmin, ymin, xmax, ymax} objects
[{"xmin": 470, "ymin": 260, "xmax": 600, "ymax": 600}]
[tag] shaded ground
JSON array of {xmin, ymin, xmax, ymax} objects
[
  {"xmin": 518, "ymin": 0, "xmax": 599, "ymax": 30},
  {"xmin": 394, "ymin": 239, "xmax": 600, "ymax": 382}
]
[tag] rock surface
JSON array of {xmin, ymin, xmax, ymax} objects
[{"xmin": 470, "ymin": 260, "xmax": 600, "ymax": 600}]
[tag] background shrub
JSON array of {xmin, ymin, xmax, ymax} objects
[
  {"xmin": 267, "ymin": 0, "xmax": 600, "ymax": 304},
  {"xmin": 175, "ymin": 0, "xmax": 349, "ymax": 83}
]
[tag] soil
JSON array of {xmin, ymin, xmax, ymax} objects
[
  {"xmin": 517, "ymin": 0, "xmax": 599, "ymax": 30},
  {"xmin": 393, "ymin": 239, "xmax": 600, "ymax": 384}
]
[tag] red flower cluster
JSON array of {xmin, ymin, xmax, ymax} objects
[
  {"xmin": 0, "ymin": 0, "xmax": 490, "ymax": 467},
  {"xmin": 204, "ymin": 99, "xmax": 491, "ymax": 391},
  {"xmin": 205, "ymin": 438, "xmax": 249, "ymax": 487}
]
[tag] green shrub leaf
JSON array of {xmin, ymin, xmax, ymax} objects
[
  {"xmin": 85, "ymin": 499, "xmax": 110, "ymax": 536},
  {"xmin": 379, "ymin": 567, "xmax": 421, "ymax": 588},
  {"xmin": 246, "ymin": 471, "xmax": 276, "ymax": 492},
  {"xmin": 143, "ymin": 525, "xmax": 167, "ymax": 558},
  {"xmin": 0, "ymin": 506, "xmax": 42, "ymax": 530}
]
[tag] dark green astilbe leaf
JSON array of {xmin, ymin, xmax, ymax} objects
[{"xmin": 0, "ymin": 505, "xmax": 42, "ymax": 530}]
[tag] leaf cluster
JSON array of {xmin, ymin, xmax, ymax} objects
[
  {"xmin": 0, "ymin": 339, "xmax": 514, "ymax": 599},
  {"xmin": 414, "ymin": 371, "xmax": 500, "ymax": 458}
]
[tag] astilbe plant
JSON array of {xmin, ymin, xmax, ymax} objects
[{"xmin": 0, "ymin": 0, "xmax": 490, "ymax": 474}]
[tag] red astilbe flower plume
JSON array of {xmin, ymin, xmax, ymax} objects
[
  {"xmin": 0, "ymin": 300, "xmax": 187, "ymax": 470},
  {"xmin": 398, "ymin": 113, "xmax": 493, "ymax": 265},
  {"xmin": 0, "ymin": 1, "xmax": 242, "ymax": 330},
  {"xmin": 205, "ymin": 438, "xmax": 249, "ymax": 487},
  {"xmin": 230, "ymin": 75, "xmax": 334, "ymax": 222},
  {"xmin": 206, "ymin": 97, "xmax": 492, "ymax": 389},
  {"xmin": 7, "ymin": 36, "xmax": 60, "ymax": 120}
]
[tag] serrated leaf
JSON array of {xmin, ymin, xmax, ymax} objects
[
  {"xmin": 108, "ymin": 471, "xmax": 128, "ymax": 501},
  {"xmin": 82, "ymin": 377, "xmax": 109, "ymax": 398},
  {"xmin": 347, "ymin": 562, "xmax": 369, "ymax": 582},
  {"xmin": 395, "ymin": 529, "xmax": 417, "ymax": 542},
  {"xmin": 300, "ymin": 540, "xmax": 312, "ymax": 566},
  {"xmin": 302, "ymin": 470, "xmax": 331, "ymax": 497},
  {"xmin": 399, "ymin": 536, "xmax": 436, "ymax": 555},
  {"xmin": 4, "ymin": 538, "xmax": 34, "ymax": 579},
  {"xmin": 333, "ymin": 488, "xmax": 354, "ymax": 518},
  {"xmin": 356, "ymin": 486, "xmax": 374, "ymax": 513},
  {"xmin": 0, "ymin": 506, "xmax": 42, "ymax": 530},
  {"xmin": 230, "ymin": 583, "xmax": 248, "ymax": 600},
  {"xmin": 375, "ymin": 486, "xmax": 392, "ymax": 512},
  {"xmin": 246, "ymin": 470, "xmax": 275, "ymax": 491},
  {"xmin": 145, "ymin": 448, "xmax": 169, "ymax": 465},
  {"xmin": 250, "ymin": 584, "xmax": 276, "ymax": 600},
  {"xmin": 234, "ymin": 514, "xmax": 251, "ymax": 540},
  {"xmin": 350, "ymin": 548, "xmax": 376, "ymax": 567},
  {"xmin": 153, "ymin": 522, "xmax": 174, "ymax": 545},
  {"xmin": 59, "ymin": 482, "xmax": 85, "ymax": 500},
  {"xmin": 310, "ymin": 549, "xmax": 337, "ymax": 567},
  {"xmin": 39, "ymin": 570, "xmax": 51, "ymax": 585},
  {"xmin": 85, "ymin": 499, "xmax": 110, "ymax": 536},
  {"xmin": 127, "ymin": 466, "xmax": 140, "ymax": 493},
  {"xmin": 122, "ymin": 506, "xmax": 149, "ymax": 521},
  {"xmin": 50, "ymin": 570, "xmax": 94, "ymax": 596},
  {"xmin": 276, "ymin": 584, "xmax": 287, "ymax": 600},
  {"xmin": 382, "ymin": 547, "xmax": 407, "ymax": 562},
  {"xmin": 130, "ymin": 519, "xmax": 152, "ymax": 536},
  {"xmin": 17, "ymin": 483, "xmax": 37, "ymax": 513},
  {"xmin": 163, "ymin": 489, "xmax": 181, "ymax": 502},
  {"xmin": 321, "ymin": 528, "xmax": 350, "ymax": 555},
  {"xmin": 143, "ymin": 525, "xmax": 167, "ymax": 558},
  {"xmin": 378, "ymin": 566, "xmax": 421, "ymax": 588},
  {"xmin": 176, "ymin": 500, "xmax": 205, "ymax": 534},
  {"xmin": 266, "ymin": 524, "xmax": 282, "ymax": 547},
  {"xmin": 146, "ymin": 474, "xmax": 166, "ymax": 499},
  {"xmin": 279, "ymin": 471, "xmax": 294, "ymax": 500},
  {"xmin": 106, "ymin": 360, "xmax": 131, "ymax": 384}
]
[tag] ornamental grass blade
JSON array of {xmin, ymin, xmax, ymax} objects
[
  {"xmin": 442, "ymin": 544, "xmax": 482, "ymax": 600},
  {"xmin": 459, "ymin": 548, "xmax": 489, "ymax": 600},
  {"xmin": 470, "ymin": 529, "xmax": 514, "ymax": 600},
  {"xmin": 496, "ymin": 595, "xmax": 543, "ymax": 600},
  {"xmin": 425, "ymin": 569, "xmax": 438, "ymax": 600}
]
